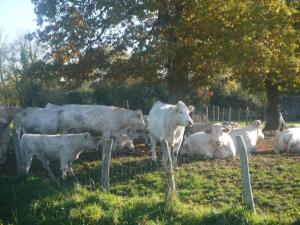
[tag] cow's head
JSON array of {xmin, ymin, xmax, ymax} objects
[
  {"xmin": 130, "ymin": 110, "xmax": 146, "ymax": 131},
  {"xmin": 252, "ymin": 120, "xmax": 264, "ymax": 139},
  {"xmin": 174, "ymin": 101, "xmax": 194, "ymax": 127},
  {"xmin": 205, "ymin": 123, "xmax": 231, "ymax": 148},
  {"xmin": 82, "ymin": 132, "xmax": 96, "ymax": 151},
  {"xmin": 116, "ymin": 133, "xmax": 134, "ymax": 150}
]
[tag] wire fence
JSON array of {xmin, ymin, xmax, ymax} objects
[{"xmin": 191, "ymin": 105, "xmax": 265, "ymax": 124}]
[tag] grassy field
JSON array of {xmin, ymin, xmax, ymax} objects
[{"xmin": 0, "ymin": 145, "xmax": 299, "ymax": 225}]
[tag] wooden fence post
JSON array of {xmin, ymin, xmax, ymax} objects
[
  {"xmin": 236, "ymin": 136, "xmax": 256, "ymax": 213},
  {"xmin": 101, "ymin": 139, "xmax": 113, "ymax": 191},
  {"xmin": 228, "ymin": 106, "xmax": 232, "ymax": 121},
  {"xmin": 161, "ymin": 140, "xmax": 176, "ymax": 204},
  {"xmin": 217, "ymin": 106, "xmax": 220, "ymax": 121},
  {"xmin": 206, "ymin": 105, "xmax": 209, "ymax": 122}
]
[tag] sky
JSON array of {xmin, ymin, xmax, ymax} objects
[{"xmin": 0, "ymin": 0, "xmax": 36, "ymax": 41}]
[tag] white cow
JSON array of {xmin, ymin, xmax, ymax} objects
[
  {"xmin": 185, "ymin": 121, "xmax": 240, "ymax": 136},
  {"xmin": 274, "ymin": 128, "xmax": 300, "ymax": 153},
  {"xmin": 12, "ymin": 107, "xmax": 63, "ymax": 171},
  {"xmin": 20, "ymin": 132, "xmax": 96, "ymax": 182},
  {"xmin": 98, "ymin": 133, "xmax": 134, "ymax": 152},
  {"xmin": 46, "ymin": 104, "xmax": 146, "ymax": 138},
  {"xmin": 180, "ymin": 123, "xmax": 236, "ymax": 159},
  {"xmin": 230, "ymin": 120, "xmax": 264, "ymax": 153},
  {"xmin": 148, "ymin": 101, "xmax": 194, "ymax": 168}
]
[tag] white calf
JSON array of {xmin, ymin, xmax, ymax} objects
[
  {"xmin": 20, "ymin": 132, "xmax": 96, "ymax": 181},
  {"xmin": 185, "ymin": 121, "xmax": 240, "ymax": 136},
  {"xmin": 181, "ymin": 123, "xmax": 236, "ymax": 159}
]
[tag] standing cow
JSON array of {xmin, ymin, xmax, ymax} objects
[
  {"xmin": 21, "ymin": 132, "xmax": 96, "ymax": 183},
  {"xmin": 180, "ymin": 123, "xmax": 236, "ymax": 159},
  {"xmin": 46, "ymin": 104, "xmax": 146, "ymax": 138},
  {"xmin": 230, "ymin": 120, "xmax": 264, "ymax": 153},
  {"xmin": 148, "ymin": 101, "xmax": 194, "ymax": 168}
]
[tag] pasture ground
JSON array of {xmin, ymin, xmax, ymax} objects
[{"xmin": 0, "ymin": 137, "xmax": 299, "ymax": 225}]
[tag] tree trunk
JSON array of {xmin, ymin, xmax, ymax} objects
[{"xmin": 263, "ymin": 81, "xmax": 282, "ymax": 131}]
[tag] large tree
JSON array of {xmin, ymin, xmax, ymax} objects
[{"xmin": 32, "ymin": 0, "xmax": 299, "ymax": 128}]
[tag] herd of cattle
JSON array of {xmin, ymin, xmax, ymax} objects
[{"xmin": 0, "ymin": 101, "xmax": 299, "ymax": 181}]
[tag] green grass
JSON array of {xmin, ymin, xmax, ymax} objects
[{"xmin": 0, "ymin": 148, "xmax": 299, "ymax": 225}]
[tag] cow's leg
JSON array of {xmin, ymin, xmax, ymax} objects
[
  {"xmin": 23, "ymin": 155, "xmax": 32, "ymax": 174},
  {"xmin": 172, "ymin": 141, "xmax": 183, "ymax": 170},
  {"xmin": 68, "ymin": 161, "xmax": 74, "ymax": 176},
  {"xmin": 149, "ymin": 135, "xmax": 157, "ymax": 161},
  {"xmin": 60, "ymin": 159, "xmax": 69, "ymax": 180},
  {"xmin": 39, "ymin": 157, "xmax": 60, "ymax": 185}
]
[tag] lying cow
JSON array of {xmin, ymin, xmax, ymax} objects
[
  {"xmin": 46, "ymin": 103, "xmax": 146, "ymax": 138},
  {"xmin": 148, "ymin": 101, "xmax": 194, "ymax": 168},
  {"xmin": 274, "ymin": 128, "xmax": 300, "ymax": 153},
  {"xmin": 180, "ymin": 123, "xmax": 236, "ymax": 159},
  {"xmin": 20, "ymin": 132, "xmax": 96, "ymax": 183},
  {"xmin": 98, "ymin": 133, "xmax": 134, "ymax": 152},
  {"xmin": 185, "ymin": 121, "xmax": 240, "ymax": 136},
  {"xmin": 230, "ymin": 120, "xmax": 264, "ymax": 153}
]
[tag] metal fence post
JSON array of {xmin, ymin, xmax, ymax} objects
[
  {"xmin": 212, "ymin": 105, "xmax": 215, "ymax": 122},
  {"xmin": 101, "ymin": 139, "xmax": 113, "ymax": 191},
  {"xmin": 236, "ymin": 136, "xmax": 256, "ymax": 213},
  {"xmin": 228, "ymin": 106, "xmax": 232, "ymax": 121},
  {"xmin": 161, "ymin": 140, "xmax": 177, "ymax": 205},
  {"xmin": 217, "ymin": 106, "xmax": 220, "ymax": 121}
]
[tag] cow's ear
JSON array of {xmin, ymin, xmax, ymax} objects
[
  {"xmin": 252, "ymin": 120, "xmax": 261, "ymax": 127},
  {"xmin": 222, "ymin": 127, "xmax": 231, "ymax": 133},
  {"xmin": 136, "ymin": 110, "xmax": 142, "ymax": 116},
  {"xmin": 188, "ymin": 105, "xmax": 195, "ymax": 113},
  {"xmin": 204, "ymin": 128, "xmax": 212, "ymax": 134}
]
